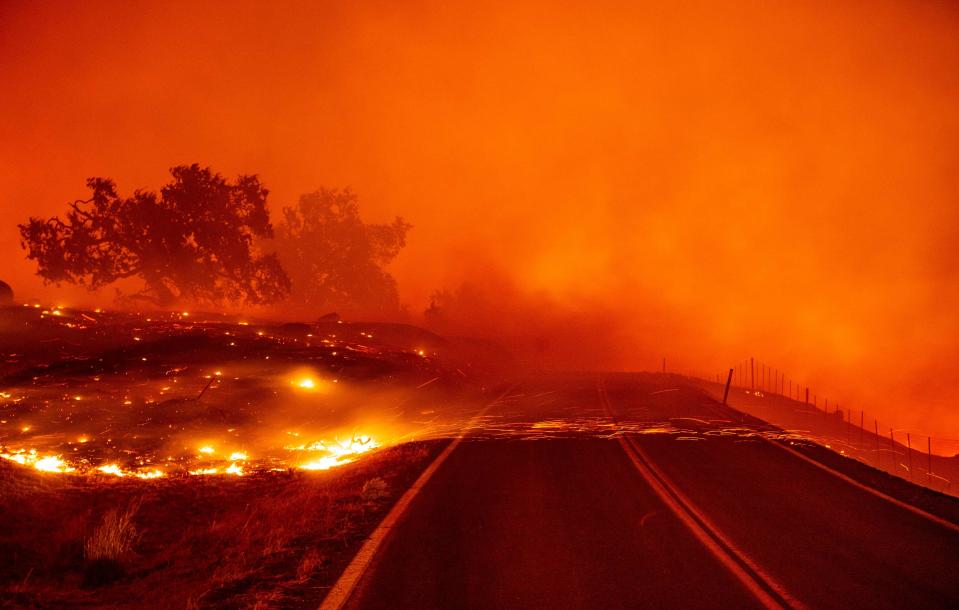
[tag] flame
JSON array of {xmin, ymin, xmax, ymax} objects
[
  {"xmin": 299, "ymin": 455, "xmax": 350, "ymax": 471},
  {"xmin": 97, "ymin": 464, "xmax": 125, "ymax": 477},
  {"xmin": 135, "ymin": 469, "xmax": 164, "ymax": 479},
  {"xmin": 295, "ymin": 377, "xmax": 316, "ymax": 389},
  {"xmin": 297, "ymin": 436, "xmax": 379, "ymax": 471},
  {"xmin": 2, "ymin": 449, "xmax": 75, "ymax": 473},
  {"xmin": 33, "ymin": 455, "xmax": 74, "ymax": 473},
  {"xmin": 189, "ymin": 467, "xmax": 219, "ymax": 475}
]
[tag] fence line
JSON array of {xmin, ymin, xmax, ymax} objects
[{"xmin": 684, "ymin": 357, "xmax": 959, "ymax": 497}]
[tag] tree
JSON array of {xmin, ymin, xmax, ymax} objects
[
  {"xmin": 18, "ymin": 164, "xmax": 290, "ymax": 307},
  {"xmin": 274, "ymin": 188, "xmax": 411, "ymax": 316}
]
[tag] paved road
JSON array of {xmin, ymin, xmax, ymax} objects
[{"xmin": 336, "ymin": 373, "xmax": 959, "ymax": 609}]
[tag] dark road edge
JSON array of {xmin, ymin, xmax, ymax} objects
[
  {"xmin": 766, "ymin": 438, "xmax": 959, "ymax": 534},
  {"xmin": 318, "ymin": 385, "xmax": 516, "ymax": 610}
]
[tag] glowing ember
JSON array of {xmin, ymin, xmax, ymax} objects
[
  {"xmin": 33, "ymin": 455, "xmax": 74, "ymax": 473},
  {"xmin": 1, "ymin": 452, "xmax": 27, "ymax": 465},
  {"xmin": 300, "ymin": 455, "xmax": 350, "ymax": 471},
  {"xmin": 135, "ymin": 469, "xmax": 165, "ymax": 479},
  {"xmin": 189, "ymin": 467, "xmax": 219, "ymax": 475},
  {"xmin": 229, "ymin": 451, "xmax": 248, "ymax": 461},
  {"xmin": 198, "ymin": 446, "xmax": 215, "ymax": 455},
  {"xmin": 297, "ymin": 436, "xmax": 379, "ymax": 471},
  {"xmin": 97, "ymin": 464, "xmax": 125, "ymax": 477},
  {"xmin": 295, "ymin": 377, "xmax": 316, "ymax": 389}
]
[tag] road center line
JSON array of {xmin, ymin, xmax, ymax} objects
[
  {"xmin": 598, "ymin": 378, "xmax": 804, "ymax": 610},
  {"xmin": 319, "ymin": 385, "xmax": 514, "ymax": 610}
]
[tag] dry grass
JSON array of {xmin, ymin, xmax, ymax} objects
[
  {"xmin": 361, "ymin": 477, "xmax": 390, "ymax": 502},
  {"xmin": 0, "ymin": 440, "xmax": 441, "ymax": 609},
  {"xmin": 84, "ymin": 498, "xmax": 142, "ymax": 563}
]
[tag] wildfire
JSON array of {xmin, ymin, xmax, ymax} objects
[
  {"xmin": 1, "ymin": 449, "xmax": 75, "ymax": 473},
  {"xmin": 97, "ymin": 464, "xmax": 125, "ymax": 476},
  {"xmin": 135, "ymin": 469, "xmax": 165, "ymax": 479},
  {"xmin": 297, "ymin": 436, "xmax": 379, "ymax": 471}
]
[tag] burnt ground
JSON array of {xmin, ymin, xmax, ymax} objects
[
  {"xmin": 5, "ymin": 307, "xmax": 959, "ymax": 609},
  {"xmin": 0, "ymin": 304, "xmax": 505, "ymax": 608}
]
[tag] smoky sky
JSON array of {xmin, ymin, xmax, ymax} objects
[{"xmin": 2, "ymin": 1, "xmax": 959, "ymax": 437}]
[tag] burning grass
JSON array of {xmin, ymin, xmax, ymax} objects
[
  {"xmin": 0, "ymin": 440, "xmax": 442, "ymax": 609},
  {"xmin": 0, "ymin": 304, "xmax": 491, "ymax": 482},
  {"xmin": 0, "ymin": 304, "xmax": 504, "ymax": 607}
]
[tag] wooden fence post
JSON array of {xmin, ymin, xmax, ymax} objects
[
  {"xmin": 859, "ymin": 409, "xmax": 866, "ymax": 451},
  {"xmin": 723, "ymin": 368, "xmax": 733, "ymax": 406},
  {"xmin": 906, "ymin": 433, "xmax": 913, "ymax": 481},
  {"xmin": 889, "ymin": 429, "xmax": 896, "ymax": 473},
  {"xmin": 874, "ymin": 420, "xmax": 880, "ymax": 467}
]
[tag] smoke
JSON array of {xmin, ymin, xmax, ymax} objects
[{"xmin": 2, "ymin": 1, "xmax": 959, "ymax": 436}]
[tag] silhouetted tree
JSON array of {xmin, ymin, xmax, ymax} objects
[
  {"xmin": 0, "ymin": 280, "xmax": 12, "ymax": 305},
  {"xmin": 274, "ymin": 188, "xmax": 411, "ymax": 316},
  {"xmin": 18, "ymin": 165, "xmax": 290, "ymax": 307}
]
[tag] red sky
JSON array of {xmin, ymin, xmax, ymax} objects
[{"xmin": 2, "ymin": 1, "xmax": 959, "ymax": 438}]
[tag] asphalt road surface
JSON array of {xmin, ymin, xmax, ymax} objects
[{"xmin": 335, "ymin": 373, "xmax": 959, "ymax": 609}]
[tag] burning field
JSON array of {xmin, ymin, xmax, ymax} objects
[{"xmin": 0, "ymin": 304, "xmax": 503, "ymax": 608}]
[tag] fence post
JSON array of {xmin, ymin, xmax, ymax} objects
[
  {"xmin": 750, "ymin": 357, "xmax": 754, "ymax": 391},
  {"xmin": 906, "ymin": 433, "xmax": 913, "ymax": 481},
  {"xmin": 889, "ymin": 429, "xmax": 895, "ymax": 473},
  {"xmin": 845, "ymin": 408, "xmax": 850, "ymax": 444},
  {"xmin": 805, "ymin": 387, "xmax": 809, "ymax": 405},
  {"xmin": 723, "ymin": 368, "xmax": 733, "ymax": 406},
  {"xmin": 874, "ymin": 420, "xmax": 880, "ymax": 467},
  {"xmin": 859, "ymin": 409, "xmax": 866, "ymax": 451},
  {"xmin": 928, "ymin": 437, "xmax": 932, "ymax": 487}
]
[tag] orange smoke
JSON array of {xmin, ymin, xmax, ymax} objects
[{"xmin": 2, "ymin": 1, "xmax": 959, "ymax": 436}]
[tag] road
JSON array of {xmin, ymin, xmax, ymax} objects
[{"xmin": 332, "ymin": 373, "xmax": 959, "ymax": 609}]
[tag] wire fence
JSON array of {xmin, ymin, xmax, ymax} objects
[{"xmin": 692, "ymin": 357, "xmax": 959, "ymax": 498}]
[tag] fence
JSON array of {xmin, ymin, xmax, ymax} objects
[{"xmin": 691, "ymin": 357, "xmax": 959, "ymax": 498}]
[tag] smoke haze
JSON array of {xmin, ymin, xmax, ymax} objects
[{"xmin": 2, "ymin": 1, "xmax": 959, "ymax": 436}]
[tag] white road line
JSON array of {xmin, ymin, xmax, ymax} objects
[
  {"xmin": 598, "ymin": 378, "xmax": 805, "ymax": 610},
  {"xmin": 767, "ymin": 439, "xmax": 959, "ymax": 535},
  {"xmin": 318, "ymin": 386, "xmax": 514, "ymax": 610}
]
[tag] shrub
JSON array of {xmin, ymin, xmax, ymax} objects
[{"xmin": 361, "ymin": 477, "xmax": 389, "ymax": 502}]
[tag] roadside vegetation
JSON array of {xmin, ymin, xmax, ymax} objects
[{"xmin": 0, "ymin": 441, "xmax": 439, "ymax": 609}]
